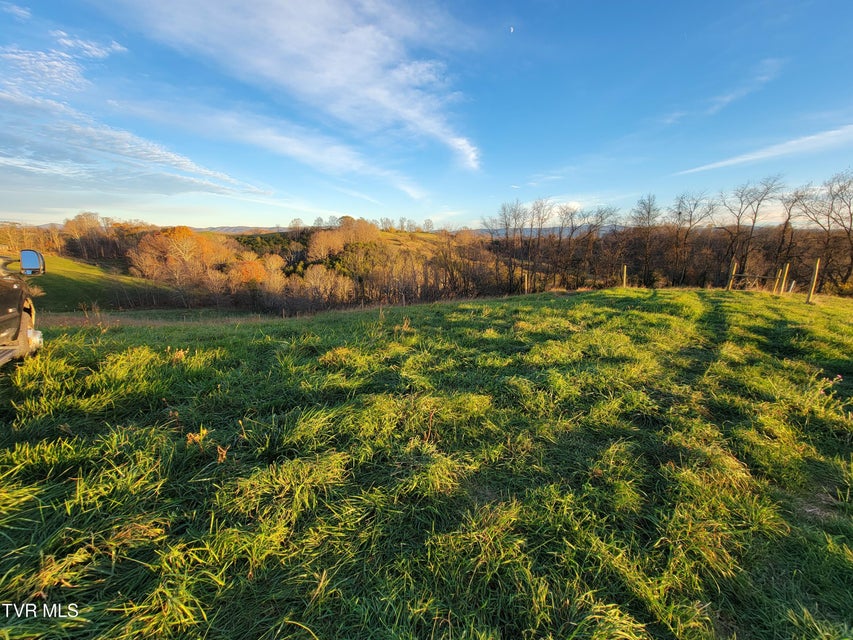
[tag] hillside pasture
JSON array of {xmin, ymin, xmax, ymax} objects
[{"xmin": 33, "ymin": 256, "xmax": 174, "ymax": 313}]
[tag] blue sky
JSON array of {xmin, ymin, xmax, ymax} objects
[{"xmin": 2, "ymin": 0, "xmax": 852, "ymax": 229}]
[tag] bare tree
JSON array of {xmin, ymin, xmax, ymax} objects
[
  {"xmin": 826, "ymin": 170, "xmax": 853, "ymax": 285},
  {"xmin": 63, "ymin": 212, "xmax": 107, "ymax": 260},
  {"xmin": 631, "ymin": 194, "xmax": 661, "ymax": 286},
  {"xmin": 719, "ymin": 176, "xmax": 783, "ymax": 277},
  {"xmin": 551, "ymin": 202, "xmax": 580, "ymax": 287},
  {"xmin": 307, "ymin": 229, "xmax": 345, "ymax": 261},
  {"xmin": 668, "ymin": 192, "xmax": 714, "ymax": 285},
  {"xmin": 504, "ymin": 200, "xmax": 529, "ymax": 292},
  {"xmin": 581, "ymin": 206, "xmax": 618, "ymax": 286},
  {"xmin": 774, "ymin": 187, "xmax": 808, "ymax": 273},
  {"xmin": 551, "ymin": 205, "xmax": 617, "ymax": 288},
  {"xmin": 528, "ymin": 198, "xmax": 553, "ymax": 292},
  {"xmin": 484, "ymin": 200, "xmax": 528, "ymax": 292}
]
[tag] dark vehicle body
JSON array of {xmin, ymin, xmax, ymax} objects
[{"xmin": 0, "ymin": 250, "xmax": 45, "ymax": 367}]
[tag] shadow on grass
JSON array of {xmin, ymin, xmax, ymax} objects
[
  {"xmin": 2, "ymin": 289, "xmax": 851, "ymax": 638},
  {"xmin": 37, "ymin": 270, "xmax": 171, "ymax": 312}
]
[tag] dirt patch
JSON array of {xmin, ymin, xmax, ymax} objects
[{"xmin": 798, "ymin": 491, "xmax": 844, "ymax": 522}]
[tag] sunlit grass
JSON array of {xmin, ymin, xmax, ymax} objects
[
  {"xmin": 0, "ymin": 289, "xmax": 851, "ymax": 638},
  {"xmin": 34, "ymin": 255, "xmax": 174, "ymax": 312}
]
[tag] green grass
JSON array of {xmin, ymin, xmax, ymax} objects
[
  {"xmin": 1, "ymin": 289, "xmax": 851, "ymax": 639},
  {"xmin": 32, "ymin": 255, "xmax": 173, "ymax": 312}
]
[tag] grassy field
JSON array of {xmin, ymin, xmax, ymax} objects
[
  {"xmin": 32, "ymin": 256, "xmax": 172, "ymax": 313},
  {"xmin": 1, "ymin": 289, "xmax": 851, "ymax": 639}
]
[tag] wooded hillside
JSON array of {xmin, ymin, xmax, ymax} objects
[{"xmin": 3, "ymin": 170, "xmax": 852, "ymax": 312}]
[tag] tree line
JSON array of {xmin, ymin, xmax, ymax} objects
[
  {"xmin": 1, "ymin": 169, "xmax": 850, "ymax": 312},
  {"xmin": 483, "ymin": 171, "xmax": 852, "ymax": 295}
]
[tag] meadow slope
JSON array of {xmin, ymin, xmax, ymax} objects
[
  {"xmin": 33, "ymin": 256, "xmax": 173, "ymax": 313},
  {"xmin": 1, "ymin": 290, "xmax": 851, "ymax": 639}
]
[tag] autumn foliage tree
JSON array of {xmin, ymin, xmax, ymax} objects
[
  {"xmin": 307, "ymin": 217, "xmax": 380, "ymax": 261},
  {"xmin": 128, "ymin": 226, "xmax": 238, "ymax": 306},
  {"xmin": 62, "ymin": 212, "xmax": 155, "ymax": 260}
]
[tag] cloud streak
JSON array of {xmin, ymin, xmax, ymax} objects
[
  {"xmin": 59, "ymin": 122, "xmax": 246, "ymax": 186},
  {"xmin": 0, "ymin": 27, "xmax": 265, "ymax": 201},
  {"xmin": 1, "ymin": 2, "xmax": 30, "ymax": 20},
  {"xmin": 112, "ymin": 100, "xmax": 427, "ymax": 199},
  {"xmin": 1, "ymin": 29, "xmax": 126, "ymax": 95},
  {"xmin": 706, "ymin": 57, "xmax": 784, "ymax": 115},
  {"xmin": 655, "ymin": 58, "xmax": 785, "ymax": 126},
  {"xmin": 1, "ymin": 22, "xmax": 424, "ymax": 207},
  {"xmin": 677, "ymin": 124, "xmax": 853, "ymax": 174},
  {"xmin": 0, "ymin": 48, "xmax": 88, "ymax": 94},
  {"xmin": 0, "ymin": 90, "xmax": 261, "ymax": 197},
  {"xmin": 233, "ymin": 119, "xmax": 427, "ymax": 199},
  {"xmin": 95, "ymin": 0, "xmax": 481, "ymax": 169},
  {"xmin": 50, "ymin": 30, "xmax": 127, "ymax": 59}
]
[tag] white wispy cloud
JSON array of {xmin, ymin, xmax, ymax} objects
[
  {"xmin": 0, "ymin": 88, "xmax": 77, "ymax": 115},
  {"xmin": 329, "ymin": 185, "xmax": 382, "ymax": 205},
  {"xmin": 110, "ymin": 99, "xmax": 427, "ymax": 199},
  {"xmin": 0, "ymin": 26, "xmax": 260, "ymax": 201},
  {"xmin": 0, "ymin": 155, "xmax": 91, "ymax": 179},
  {"xmin": 232, "ymin": 118, "xmax": 427, "ymax": 199},
  {"xmin": 660, "ymin": 111, "xmax": 687, "ymax": 126},
  {"xmin": 50, "ymin": 30, "xmax": 127, "ymax": 58},
  {"xmin": 706, "ymin": 57, "xmax": 784, "ymax": 115},
  {"xmin": 1, "ymin": 29, "xmax": 126, "ymax": 96},
  {"xmin": 677, "ymin": 124, "xmax": 853, "ymax": 175},
  {"xmin": 1, "ymin": 2, "xmax": 30, "ymax": 20},
  {"xmin": 94, "ymin": 0, "xmax": 481, "ymax": 169},
  {"xmin": 0, "ymin": 155, "xmax": 244, "ymax": 197},
  {"xmin": 0, "ymin": 47, "xmax": 88, "ymax": 94},
  {"xmin": 58, "ymin": 122, "xmax": 245, "ymax": 185},
  {"xmin": 0, "ymin": 90, "xmax": 261, "ymax": 197},
  {"xmin": 525, "ymin": 172, "xmax": 566, "ymax": 188},
  {"xmin": 655, "ymin": 58, "xmax": 785, "ymax": 126},
  {"xmin": 0, "ymin": 3, "xmax": 459, "ymax": 205}
]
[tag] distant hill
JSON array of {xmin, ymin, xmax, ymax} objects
[{"xmin": 192, "ymin": 226, "xmax": 284, "ymax": 234}]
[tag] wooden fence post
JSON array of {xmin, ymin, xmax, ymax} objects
[
  {"xmin": 622, "ymin": 264, "xmax": 627, "ymax": 288},
  {"xmin": 772, "ymin": 269, "xmax": 782, "ymax": 294},
  {"xmin": 726, "ymin": 261, "xmax": 738, "ymax": 291},
  {"xmin": 779, "ymin": 263, "xmax": 790, "ymax": 295},
  {"xmin": 806, "ymin": 258, "xmax": 821, "ymax": 304}
]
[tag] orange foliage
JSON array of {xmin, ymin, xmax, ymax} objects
[{"xmin": 237, "ymin": 260, "xmax": 267, "ymax": 284}]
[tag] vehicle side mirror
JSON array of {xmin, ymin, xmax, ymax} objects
[{"xmin": 20, "ymin": 249, "xmax": 45, "ymax": 276}]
